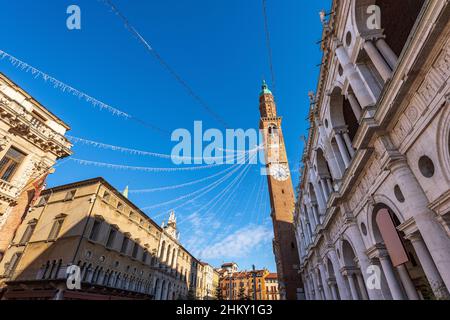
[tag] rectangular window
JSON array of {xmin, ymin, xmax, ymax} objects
[
  {"xmin": 142, "ymin": 250, "xmax": 148, "ymax": 263},
  {"xmin": 36, "ymin": 195, "xmax": 49, "ymax": 207},
  {"xmin": 19, "ymin": 222, "xmax": 36, "ymax": 245},
  {"xmin": 5, "ymin": 252, "xmax": 22, "ymax": 277},
  {"xmin": 132, "ymin": 242, "xmax": 139, "ymax": 259},
  {"xmin": 103, "ymin": 191, "xmax": 111, "ymax": 201},
  {"xmin": 48, "ymin": 218, "xmax": 64, "ymax": 240},
  {"xmin": 89, "ymin": 219, "xmax": 102, "ymax": 241},
  {"xmin": 120, "ymin": 237, "xmax": 129, "ymax": 254},
  {"xmin": 32, "ymin": 110, "xmax": 47, "ymax": 123},
  {"xmin": 64, "ymin": 190, "xmax": 76, "ymax": 201},
  {"xmin": 106, "ymin": 227, "xmax": 117, "ymax": 248},
  {"xmin": 0, "ymin": 147, "xmax": 26, "ymax": 182}
]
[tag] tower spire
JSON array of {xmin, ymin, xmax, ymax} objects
[
  {"xmin": 122, "ymin": 185, "xmax": 129, "ymax": 199},
  {"xmin": 260, "ymin": 79, "xmax": 273, "ymax": 96},
  {"xmin": 259, "ymin": 80, "xmax": 277, "ymax": 118}
]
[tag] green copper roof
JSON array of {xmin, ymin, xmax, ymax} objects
[{"xmin": 260, "ymin": 80, "xmax": 272, "ymax": 96}]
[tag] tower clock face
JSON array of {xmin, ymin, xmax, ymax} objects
[{"xmin": 270, "ymin": 163, "xmax": 290, "ymax": 181}]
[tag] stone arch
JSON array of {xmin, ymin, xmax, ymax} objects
[
  {"xmin": 329, "ymin": 86, "xmax": 360, "ymax": 141},
  {"xmin": 267, "ymin": 123, "xmax": 278, "ymax": 135},
  {"xmin": 341, "ymin": 239, "xmax": 358, "ymax": 268},
  {"xmin": 324, "ymin": 254, "xmax": 342, "ymax": 300},
  {"xmin": 266, "ymin": 123, "xmax": 281, "ymax": 156},
  {"xmin": 367, "ymin": 194, "xmax": 406, "ymax": 245},
  {"xmin": 315, "ymin": 148, "xmax": 332, "ymax": 179},
  {"xmin": 325, "ymin": 255, "xmax": 336, "ymax": 278},
  {"xmin": 371, "ymin": 203, "xmax": 402, "ymax": 243},
  {"xmin": 370, "ymin": 202, "xmax": 438, "ymax": 299},
  {"xmin": 339, "ymin": 236, "xmax": 369, "ymax": 300},
  {"xmin": 329, "ymin": 87, "xmax": 346, "ymax": 129},
  {"xmin": 337, "ymin": 232, "xmax": 359, "ymax": 267},
  {"xmin": 436, "ymin": 107, "xmax": 450, "ymax": 182}
]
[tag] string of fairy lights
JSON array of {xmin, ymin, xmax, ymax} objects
[{"xmin": 0, "ymin": 0, "xmax": 277, "ymax": 255}]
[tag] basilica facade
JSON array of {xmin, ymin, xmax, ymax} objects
[{"xmin": 295, "ymin": 0, "xmax": 450, "ymax": 300}]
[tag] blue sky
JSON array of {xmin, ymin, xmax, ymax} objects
[{"xmin": 0, "ymin": 0, "xmax": 330, "ymax": 271}]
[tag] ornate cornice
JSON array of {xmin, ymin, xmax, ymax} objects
[{"xmin": 0, "ymin": 94, "xmax": 72, "ymax": 159}]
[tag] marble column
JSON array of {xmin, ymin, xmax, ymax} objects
[
  {"xmin": 363, "ymin": 40, "xmax": 392, "ymax": 82},
  {"xmin": 389, "ymin": 158, "xmax": 450, "ymax": 290},
  {"xmin": 346, "ymin": 273, "xmax": 359, "ymax": 300},
  {"xmin": 308, "ymin": 275, "xmax": 316, "ymax": 300},
  {"xmin": 335, "ymin": 42, "xmax": 375, "ymax": 107},
  {"xmin": 378, "ymin": 254, "xmax": 406, "ymax": 300},
  {"xmin": 328, "ymin": 249, "xmax": 351, "ymax": 300},
  {"xmin": 342, "ymin": 131, "xmax": 355, "ymax": 158},
  {"xmin": 335, "ymin": 133, "xmax": 351, "ymax": 167},
  {"xmin": 311, "ymin": 270, "xmax": 322, "ymax": 300},
  {"xmin": 356, "ymin": 272, "xmax": 369, "ymax": 300},
  {"xmin": 319, "ymin": 179, "xmax": 329, "ymax": 203},
  {"xmin": 311, "ymin": 204, "xmax": 321, "ymax": 226},
  {"xmin": 347, "ymin": 93, "xmax": 363, "ymax": 121},
  {"xmin": 329, "ymin": 280, "xmax": 339, "ymax": 300},
  {"xmin": 346, "ymin": 222, "xmax": 384, "ymax": 299},
  {"xmin": 326, "ymin": 178, "xmax": 334, "ymax": 195},
  {"xmin": 407, "ymin": 233, "xmax": 450, "ymax": 299},
  {"xmin": 306, "ymin": 222, "xmax": 313, "ymax": 244},
  {"xmin": 306, "ymin": 205, "xmax": 317, "ymax": 231},
  {"xmin": 375, "ymin": 38, "xmax": 398, "ymax": 70},
  {"xmin": 302, "ymin": 274, "xmax": 310, "ymax": 300},
  {"xmin": 396, "ymin": 264, "xmax": 420, "ymax": 300},
  {"xmin": 319, "ymin": 264, "xmax": 332, "ymax": 300}
]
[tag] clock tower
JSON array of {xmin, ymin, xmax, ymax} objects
[{"xmin": 258, "ymin": 81, "xmax": 303, "ymax": 300}]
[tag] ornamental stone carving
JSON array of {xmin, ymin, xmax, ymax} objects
[{"xmin": 0, "ymin": 135, "xmax": 10, "ymax": 151}]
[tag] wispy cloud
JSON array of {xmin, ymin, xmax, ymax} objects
[{"xmin": 196, "ymin": 225, "xmax": 272, "ymax": 260}]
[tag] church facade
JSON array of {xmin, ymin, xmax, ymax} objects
[{"xmin": 295, "ymin": 0, "xmax": 450, "ymax": 300}]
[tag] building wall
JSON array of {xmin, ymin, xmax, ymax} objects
[
  {"xmin": 265, "ymin": 276, "xmax": 280, "ymax": 300},
  {"xmin": 0, "ymin": 178, "xmax": 213, "ymax": 300},
  {"xmin": 0, "ymin": 73, "xmax": 72, "ymax": 260},
  {"xmin": 295, "ymin": 0, "xmax": 450, "ymax": 300},
  {"xmin": 219, "ymin": 269, "xmax": 270, "ymax": 300}
]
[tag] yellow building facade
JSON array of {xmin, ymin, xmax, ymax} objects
[
  {"xmin": 0, "ymin": 177, "xmax": 213, "ymax": 300},
  {"xmin": 220, "ymin": 268, "xmax": 270, "ymax": 300}
]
